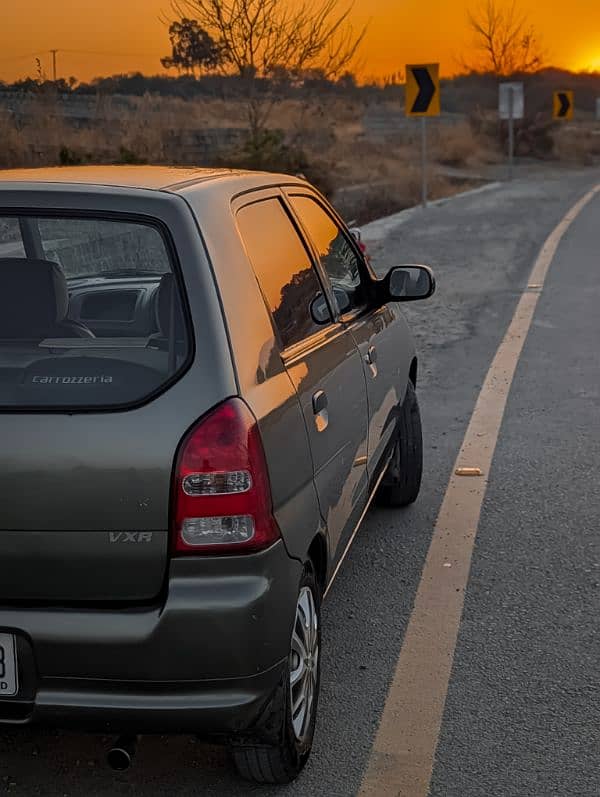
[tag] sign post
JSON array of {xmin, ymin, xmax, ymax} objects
[
  {"xmin": 420, "ymin": 118, "xmax": 428, "ymax": 209},
  {"xmin": 405, "ymin": 64, "xmax": 440, "ymax": 208},
  {"xmin": 508, "ymin": 89, "xmax": 514, "ymax": 180},
  {"xmin": 553, "ymin": 91, "xmax": 574, "ymax": 120},
  {"xmin": 499, "ymin": 82, "xmax": 524, "ymax": 181}
]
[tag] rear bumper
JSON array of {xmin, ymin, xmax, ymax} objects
[
  {"xmin": 0, "ymin": 541, "xmax": 301, "ymax": 737},
  {"xmin": 0, "ymin": 663, "xmax": 286, "ymax": 737}
]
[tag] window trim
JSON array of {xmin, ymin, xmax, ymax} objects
[
  {"xmin": 234, "ymin": 192, "xmax": 338, "ymax": 354},
  {"xmin": 282, "ymin": 190, "xmax": 373, "ymax": 322},
  {"xmin": 0, "ymin": 208, "xmax": 195, "ymax": 414},
  {"xmin": 279, "ymin": 319, "xmax": 348, "ymax": 366}
]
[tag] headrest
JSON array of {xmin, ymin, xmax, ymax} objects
[
  {"xmin": 0, "ymin": 258, "xmax": 69, "ymax": 338},
  {"xmin": 156, "ymin": 273, "xmax": 184, "ymax": 338}
]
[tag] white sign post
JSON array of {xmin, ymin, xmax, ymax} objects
[
  {"xmin": 499, "ymin": 82, "xmax": 524, "ymax": 181},
  {"xmin": 596, "ymin": 98, "xmax": 600, "ymax": 121}
]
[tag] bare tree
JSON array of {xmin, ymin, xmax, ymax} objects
[
  {"xmin": 463, "ymin": 0, "xmax": 545, "ymax": 75},
  {"xmin": 166, "ymin": 0, "xmax": 366, "ymax": 139}
]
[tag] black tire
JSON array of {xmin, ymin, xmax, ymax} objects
[
  {"xmin": 231, "ymin": 563, "xmax": 321, "ymax": 785},
  {"xmin": 377, "ymin": 381, "xmax": 423, "ymax": 507}
]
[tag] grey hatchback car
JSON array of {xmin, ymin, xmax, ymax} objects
[{"xmin": 0, "ymin": 166, "xmax": 434, "ymax": 784}]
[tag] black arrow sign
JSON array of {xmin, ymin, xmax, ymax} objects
[
  {"xmin": 557, "ymin": 92, "xmax": 571, "ymax": 117},
  {"xmin": 411, "ymin": 67, "xmax": 436, "ymax": 113}
]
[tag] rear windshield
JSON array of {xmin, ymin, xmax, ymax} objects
[{"xmin": 0, "ymin": 214, "xmax": 190, "ymax": 409}]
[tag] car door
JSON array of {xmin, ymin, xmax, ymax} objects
[
  {"xmin": 286, "ymin": 192, "xmax": 408, "ymax": 487},
  {"xmin": 235, "ymin": 193, "xmax": 369, "ymax": 565}
]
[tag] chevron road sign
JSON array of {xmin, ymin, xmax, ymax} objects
[
  {"xmin": 553, "ymin": 91, "xmax": 574, "ymax": 120},
  {"xmin": 405, "ymin": 64, "xmax": 440, "ymax": 208},
  {"xmin": 405, "ymin": 64, "xmax": 440, "ymax": 117}
]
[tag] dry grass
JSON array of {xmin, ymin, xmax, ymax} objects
[
  {"xmin": 0, "ymin": 94, "xmax": 366, "ymax": 167},
  {"xmin": 0, "ymin": 111, "xmax": 27, "ymax": 169},
  {"xmin": 1, "ymin": 96, "xmax": 494, "ymax": 223},
  {"xmin": 333, "ymin": 170, "xmax": 463, "ymax": 224},
  {"xmin": 314, "ymin": 118, "xmax": 493, "ymax": 221},
  {"xmin": 0, "ymin": 93, "xmax": 504, "ymax": 221},
  {"xmin": 552, "ymin": 123, "xmax": 600, "ymax": 165},
  {"xmin": 0, "ymin": 95, "xmax": 172, "ymax": 168},
  {"xmin": 430, "ymin": 121, "xmax": 501, "ymax": 168}
]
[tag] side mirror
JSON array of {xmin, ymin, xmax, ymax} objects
[
  {"xmin": 348, "ymin": 226, "xmax": 362, "ymax": 244},
  {"xmin": 310, "ymin": 285, "xmax": 353, "ymax": 325},
  {"xmin": 332, "ymin": 285, "xmax": 351, "ymax": 314},
  {"xmin": 383, "ymin": 265, "xmax": 436, "ymax": 302},
  {"xmin": 310, "ymin": 293, "xmax": 331, "ymax": 325}
]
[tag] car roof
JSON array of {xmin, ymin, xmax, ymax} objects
[{"xmin": 0, "ymin": 165, "xmax": 304, "ymax": 193}]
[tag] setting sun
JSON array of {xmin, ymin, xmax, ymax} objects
[{"xmin": 577, "ymin": 52, "xmax": 600, "ymax": 72}]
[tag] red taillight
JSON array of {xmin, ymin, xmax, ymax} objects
[{"xmin": 172, "ymin": 398, "xmax": 280, "ymax": 555}]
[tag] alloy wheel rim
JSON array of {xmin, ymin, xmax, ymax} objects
[{"xmin": 289, "ymin": 585, "xmax": 319, "ymax": 742}]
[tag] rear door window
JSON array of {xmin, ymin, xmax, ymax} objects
[
  {"xmin": 0, "ymin": 214, "xmax": 190, "ymax": 409},
  {"xmin": 236, "ymin": 197, "xmax": 331, "ymax": 349},
  {"xmin": 288, "ymin": 195, "xmax": 367, "ymax": 316}
]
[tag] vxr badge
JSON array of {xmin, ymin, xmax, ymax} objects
[{"xmin": 108, "ymin": 532, "xmax": 153, "ymax": 543}]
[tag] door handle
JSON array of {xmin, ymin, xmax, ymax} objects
[
  {"xmin": 365, "ymin": 346, "xmax": 377, "ymax": 365},
  {"xmin": 312, "ymin": 390, "xmax": 328, "ymax": 415},
  {"xmin": 312, "ymin": 390, "xmax": 329, "ymax": 432}
]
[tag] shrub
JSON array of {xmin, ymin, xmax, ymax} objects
[
  {"xmin": 552, "ymin": 124, "xmax": 600, "ymax": 165},
  {"xmin": 118, "ymin": 146, "xmax": 147, "ymax": 165},
  {"xmin": 59, "ymin": 146, "xmax": 83, "ymax": 166},
  {"xmin": 515, "ymin": 115, "xmax": 555, "ymax": 159},
  {"xmin": 223, "ymin": 129, "xmax": 335, "ymax": 196}
]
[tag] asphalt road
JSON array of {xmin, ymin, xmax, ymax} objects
[{"xmin": 1, "ymin": 165, "xmax": 599, "ymax": 796}]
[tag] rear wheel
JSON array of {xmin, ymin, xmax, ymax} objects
[
  {"xmin": 231, "ymin": 564, "xmax": 321, "ymax": 784},
  {"xmin": 378, "ymin": 381, "xmax": 423, "ymax": 507}
]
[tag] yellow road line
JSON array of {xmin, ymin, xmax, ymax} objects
[{"xmin": 359, "ymin": 184, "xmax": 600, "ymax": 797}]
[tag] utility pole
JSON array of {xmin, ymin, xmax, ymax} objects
[{"xmin": 50, "ymin": 49, "xmax": 58, "ymax": 82}]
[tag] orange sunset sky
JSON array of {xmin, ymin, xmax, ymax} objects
[{"xmin": 1, "ymin": 0, "xmax": 599, "ymax": 82}]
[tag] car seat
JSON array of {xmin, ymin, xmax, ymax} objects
[{"xmin": 0, "ymin": 258, "xmax": 94, "ymax": 339}]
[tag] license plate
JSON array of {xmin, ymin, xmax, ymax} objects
[{"xmin": 0, "ymin": 634, "xmax": 18, "ymax": 697}]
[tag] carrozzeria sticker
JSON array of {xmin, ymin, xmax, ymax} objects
[{"xmin": 30, "ymin": 375, "xmax": 114, "ymax": 385}]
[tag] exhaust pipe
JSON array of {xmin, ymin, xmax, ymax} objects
[{"xmin": 107, "ymin": 735, "xmax": 138, "ymax": 771}]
